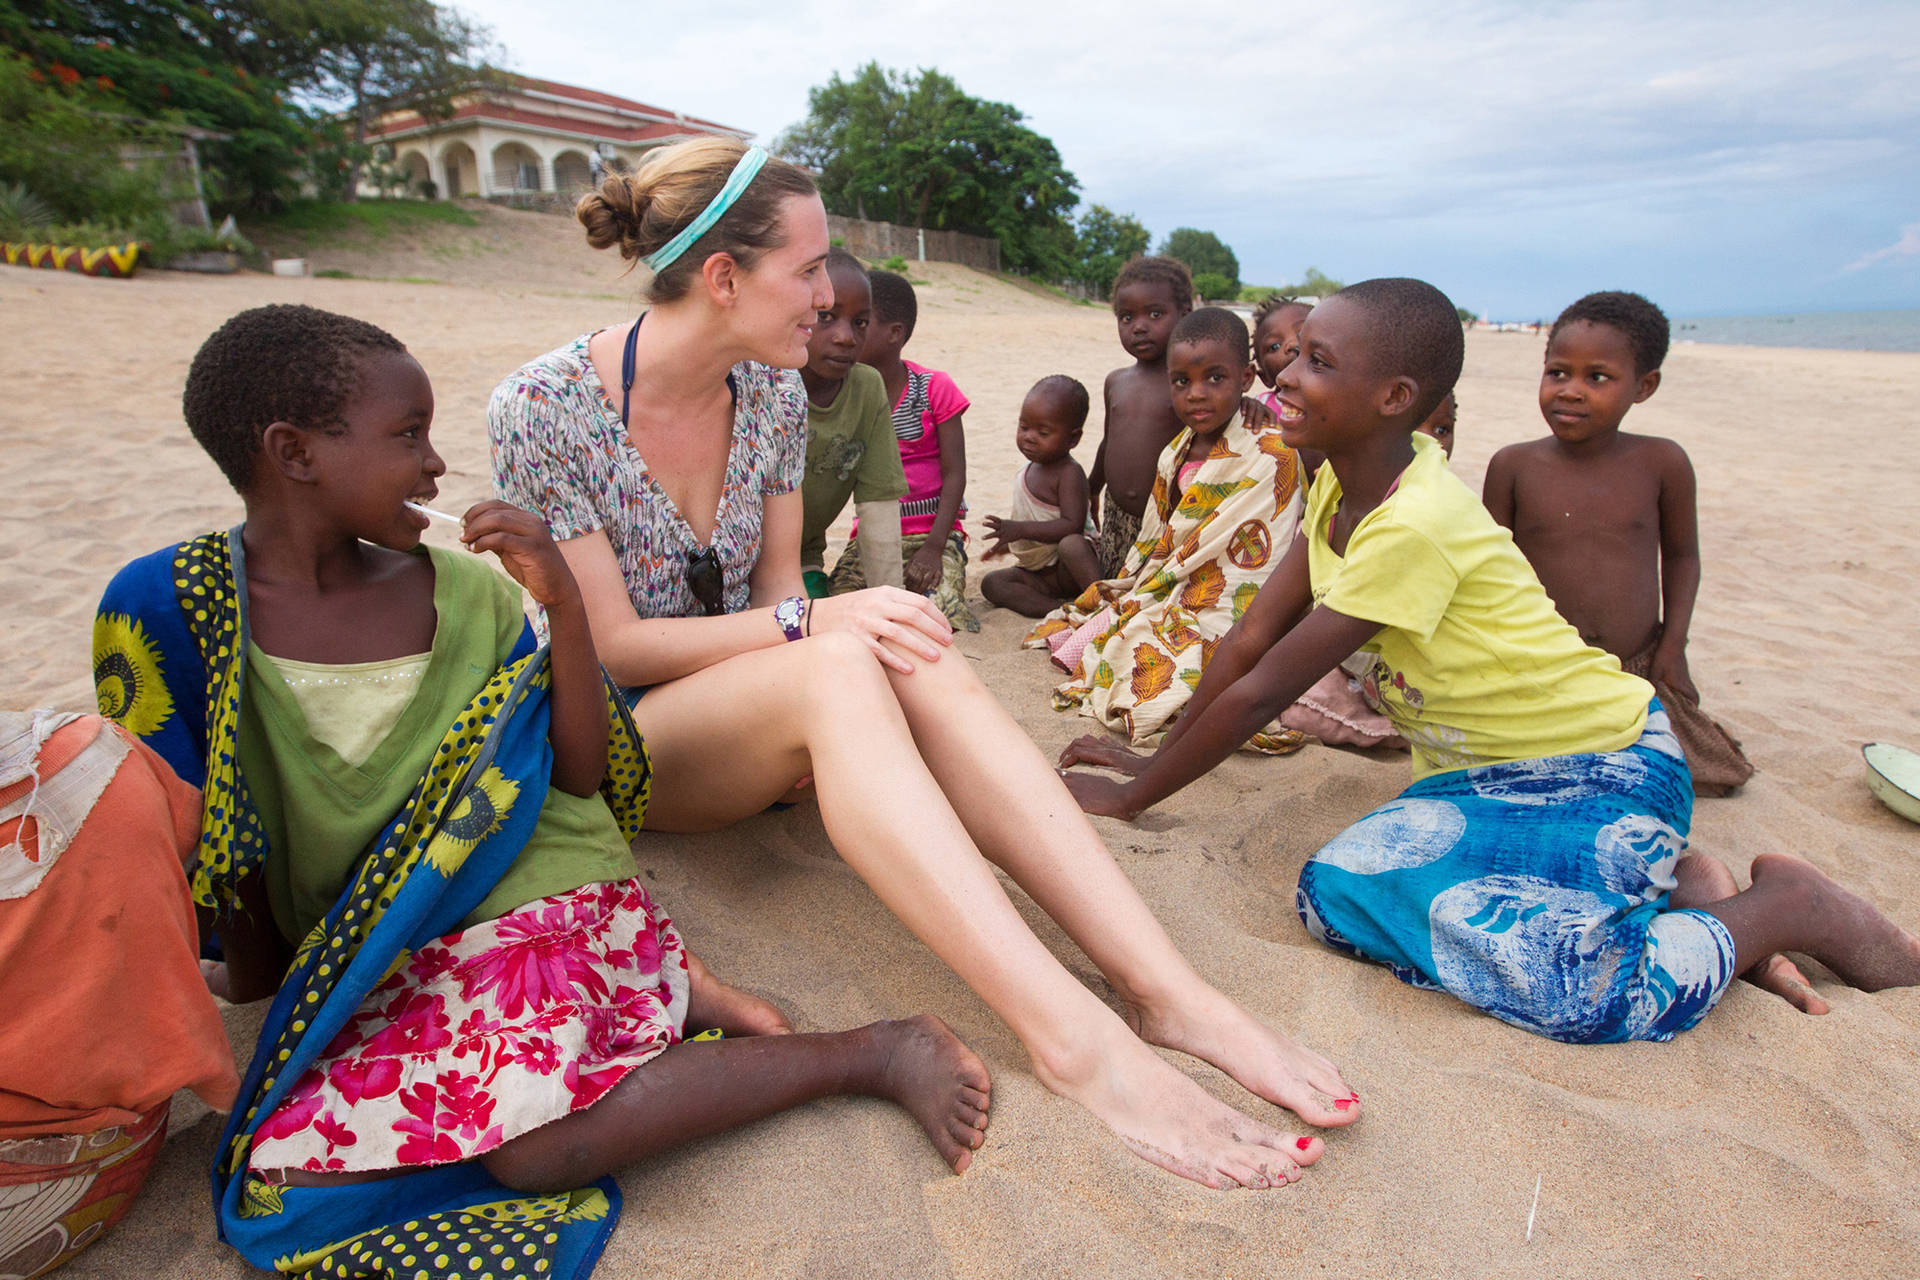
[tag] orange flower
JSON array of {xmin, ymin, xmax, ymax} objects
[
  {"xmin": 96, "ymin": 75, "xmax": 113, "ymax": 89},
  {"xmin": 50, "ymin": 63, "xmax": 81, "ymax": 85}
]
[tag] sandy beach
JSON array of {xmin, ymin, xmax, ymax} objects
[{"xmin": 6, "ymin": 231, "xmax": 1919, "ymax": 1278}]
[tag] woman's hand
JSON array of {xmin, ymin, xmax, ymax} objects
[
  {"xmin": 1057, "ymin": 734, "xmax": 1146, "ymax": 775},
  {"xmin": 809, "ymin": 586, "xmax": 953, "ymax": 674},
  {"xmin": 461, "ymin": 501, "xmax": 579, "ymax": 609},
  {"xmin": 1062, "ymin": 770, "xmax": 1143, "ymax": 821}
]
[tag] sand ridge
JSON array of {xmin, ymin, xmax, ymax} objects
[{"xmin": 5, "ymin": 245, "xmax": 1918, "ymax": 1277}]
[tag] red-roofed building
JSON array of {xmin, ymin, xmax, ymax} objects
[{"xmin": 363, "ymin": 74, "xmax": 752, "ymax": 200}]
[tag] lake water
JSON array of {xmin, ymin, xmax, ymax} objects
[{"xmin": 1672, "ymin": 309, "xmax": 1920, "ymax": 354}]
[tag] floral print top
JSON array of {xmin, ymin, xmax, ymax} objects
[{"xmin": 488, "ymin": 331, "xmax": 808, "ymax": 619}]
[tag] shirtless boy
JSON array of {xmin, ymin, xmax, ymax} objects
[
  {"xmin": 1483, "ymin": 290, "xmax": 1754, "ymax": 795},
  {"xmin": 1089, "ymin": 256, "xmax": 1193, "ymax": 577}
]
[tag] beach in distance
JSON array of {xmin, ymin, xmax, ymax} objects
[{"xmin": 4, "ymin": 244, "xmax": 1919, "ymax": 1278}]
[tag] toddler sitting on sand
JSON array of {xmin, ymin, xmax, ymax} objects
[
  {"xmin": 1483, "ymin": 290, "xmax": 1752, "ymax": 796},
  {"xmin": 981, "ymin": 375, "xmax": 1100, "ymax": 616}
]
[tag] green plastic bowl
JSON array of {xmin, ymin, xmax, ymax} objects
[{"xmin": 1863, "ymin": 743, "xmax": 1920, "ymax": 824}]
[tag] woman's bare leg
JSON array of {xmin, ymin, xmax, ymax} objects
[
  {"xmin": 877, "ymin": 649, "xmax": 1359, "ymax": 1128},
  {"xmin": 632, "ymin": 636, "xmax": 1316, "ymax": 1188}
]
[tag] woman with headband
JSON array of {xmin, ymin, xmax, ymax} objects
[{"xmin": 488, "ymin": 138, "xmax": 1358, "ymax": 1192}]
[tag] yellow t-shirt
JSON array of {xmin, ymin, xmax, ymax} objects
[{"xmin": 1306, "ymin": 434, "xmax": 1651, "ymax": 778}]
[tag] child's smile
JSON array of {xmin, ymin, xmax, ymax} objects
[
  {"xmin": 1271, "ymin": 297, "xmax": 1375, "ymax": 453},
  {"xmin": 309, "ymin": 351, "xmax": 444, "ymax": 549},
  {"xmin": 1539, "ymin": 321, "xmax": 1657, "ymax": 446},
  {"xmin": 1253, "ymin": 304, "xmax": 1310, "ymax": 389}
]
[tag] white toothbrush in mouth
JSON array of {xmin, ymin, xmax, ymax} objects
[{"xmin": 404, "ymin": 500, "xmax": 463, "ymax": 526}]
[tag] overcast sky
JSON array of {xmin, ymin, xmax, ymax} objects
[{"xmin": 458, "ymin": 0, "xmax": 1919, "ymax": 318}]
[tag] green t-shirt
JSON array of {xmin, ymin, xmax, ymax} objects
[
  {"xmin": 1306, "ymin": 434, "xmax": 1652, "ymax": 779},
  {"xmin": 239, "ymin": 546, "xmax": 638, "ymax": 944},
  {"xmin": 799, "ymin": 364, "xmax": 908, "ymax": 571}
]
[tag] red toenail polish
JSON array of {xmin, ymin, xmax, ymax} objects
[
  {"xmin": 1333, "ymin": 1098, "xmax": 1352, "ymax": 1111},
  {"xmin": 1296, "ymin": 1137, "xmax": 1313, "ymax": 1151}
]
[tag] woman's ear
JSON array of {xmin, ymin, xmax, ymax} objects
[
  {"xmin": 261, "ymin": 421, "xmax": 318, "ymax": 483},
  {"xmin": 700, "ymin": 251, "xmax": 740, "ymax": 307}
]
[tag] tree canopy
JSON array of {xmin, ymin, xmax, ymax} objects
[
  {"xmin": 777, "ymin": 63, "xmax": 1081, "ymax": 277},
  {"xmin": 1072, "ymin": 204, "xmax": 1148, "ymax": 297},
  {"xmin": 1158, "ymin": 227, "xmax": 1239, "ymax": 295}
]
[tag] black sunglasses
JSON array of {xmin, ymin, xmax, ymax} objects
[{"xmin": 686, "ymin": 546, "xmax": 725, "ymax": 617}]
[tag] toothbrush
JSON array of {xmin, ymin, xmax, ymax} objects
[{"xmin": 404, "ymin": 500, "xmax": 463, "ymax": 526}]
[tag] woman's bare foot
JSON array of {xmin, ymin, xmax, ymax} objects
[
  {"xmin": 1671, "ymin": 854, "xmax": 1829, "ymax": 1014},
  {"xmin": 865, "ymin": 1015, "xmax": 992, "ymax": 1173},
  {"xmin": 1034, "ymin": 1019, "xmax": 1319, "ymax": 1190},
  {"xmin": 1747, "ymin": 854, "xmax": 1920, "ymax": 992},
  {"xmin": 1123, "ymin": 985, "xmax": 1360, "ymax": 1129},
  {"xmin": 685, "ymin": 951, "xmax": 793, "ymax": 1037}
]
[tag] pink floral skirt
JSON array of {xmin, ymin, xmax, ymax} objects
[{"xmin": 248, "ymin": 877, "xmax": 688, "ymax": 1176}]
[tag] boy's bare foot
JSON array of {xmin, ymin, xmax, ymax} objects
[
  {"xmin": 1123, "ymin": 985, "xmax": 1360, "ymax": 1129},
  {"xmin": 1035, "ymin": 1020, "xmax": 1318, "ymax": 1190},
  {"xmin": 1748, "ymin": 853, "xmax": 1920, "ymax": 992},
  {"xmin": 867, "ymin": 1015, "xmax": 992, "ymax": 1173},
  {"xmin": 1670, "ymin": 853, "xmax": 1829, "ymax": 1014},
  {"xmin": 685, "ymin": 952, "xmax": 793, "ymax": 1037}
]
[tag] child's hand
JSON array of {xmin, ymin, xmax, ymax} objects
[
  {"xmin": 1061, "ymin": 770, "xmax": 1142, "ymax": 821},
  {"xmin": 1057, "ymin": 734, "xmax": 1146, "ymax": 776},
  {"xmin": 1241, "ymin": 395, "xmax": 1277, "ymax": 429},
  {"xmin": 904, "ymin": 542, "xmax": 942, "ymax": 594},
  {"xmin": 1650, "ymin": 646, "xmax": 1699, "ymax": 705},
  {"xmin": 460, "ymin": 501, "xmax": 579, "ymax": 609}
]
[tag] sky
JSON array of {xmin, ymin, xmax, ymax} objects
[{"xmin": 456, "ymin": 0, "xmax": 1920, "ymax": 319}]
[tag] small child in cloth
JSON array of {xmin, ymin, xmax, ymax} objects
[{"xmin": 980, "ymin": 375, "xmax": 1100, "ymax": 617}]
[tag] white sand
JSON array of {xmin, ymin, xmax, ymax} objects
[{"xmin": 5, "ymin": 245, "xmax": 1918, "ymax": 1278}]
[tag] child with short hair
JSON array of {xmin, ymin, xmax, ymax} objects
[
  {"xmin": 1483, "ymin": 291, "xmax": 1752, "ymax": 796},
  {"xmin": 837, "ymin": 268, "xmax": 978, "ymax": 630},
  {"xmin": 1058, "ymin": 278, "xmax": 1920, "ymax": 1041},
  {"xmin": 1415, "ymin": 389, "xmax": 1455, "ymax": 458},
  {"xmin": 1251, "ymin": 297, "xmax": 1318, "ymax": 476},
  {"xmin": 94, "ymin": 304, "xmax": 990, "ymax": 1276},
  {"xmin": 799, "ymin": 248, "xmax": 906, "ymax": 597},
  {"xmin": 980, "ymin": 375, "xmax": 1100, "ymax": 617},
  {"xmin": 1090, "ymin": 256, "xmax": 1194, "ymax": 578}
]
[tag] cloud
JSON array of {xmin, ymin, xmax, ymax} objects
[{"xmin": 1844, "ymin": 222, "xmax": 1920, "ymax": 272}]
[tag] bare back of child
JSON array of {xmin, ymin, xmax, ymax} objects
[
  {"xmin": 1484, "ymin": 291, "xmax": 1753, "ymax": 795},
  {"xmin": 982, "ymin": 376, "xmax": 1100, "ymax": 617}
]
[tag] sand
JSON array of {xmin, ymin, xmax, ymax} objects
[{"xmin": 5, "ymin": 236, "xmax": 1919, "ymax": 1278}]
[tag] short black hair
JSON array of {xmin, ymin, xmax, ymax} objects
[
  {"xmin": 1169, "ymin": 306, "xmax": 1250, "ymax": 364},
  {"xmin": 826, "ymin": 246, "xmax": 868, "ymax": 278},
  {"xmin": 1112, "ymin": 255, "xmax": 1193, "ymax": 311},
  {"xmin": 868, "ymin": 269, "xmax": 918, "ymax": 340},
  {"xmin": 1550, "ymin": 290, "xmax": 1669, "ymax": 377},
  {"xmin": 182, "ymin": 304, "xmax": 408, "ymax": 491},
  {"xmin": 1330, "ymin": 278, "xmax": 1464, "ymax": 426},
  {"xmin": 1028, "ymin": 374, "xmax": 1089, "ymax": 431}
]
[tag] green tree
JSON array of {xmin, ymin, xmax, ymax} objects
[
  {"xmin": 1277, "ymin": 266, "xmax": 1345, "ymax": 298},
  {"xmin": 1158, "ymin": 227, "xmax": 1239, "ymax": 295},
  {"xmin": 1073, "ymin": 204, "xmax": 1148, "ymax": 297},
  {"xmin": 777, "ymin": 63, "xmax": 1081, "ymax": 277},
  {"xmin": 1191, "ymin": 271, "xmax": 1234, "ymax": 303}
]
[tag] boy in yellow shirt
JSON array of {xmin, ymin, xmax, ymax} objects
[{"xmin": 1056, "ymin": 278, "xmax": 1920, "ymax": 1042}]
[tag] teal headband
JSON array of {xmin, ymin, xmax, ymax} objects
[{"xmin": 641, "ymin": 145, "xmax": 770, "ymax": 275}]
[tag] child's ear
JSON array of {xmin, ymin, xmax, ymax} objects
[
  {"xmin": 1634, "ymin": 369, "xmax": 1661, "ymax": 403},
  {"xmin": 261, "ymin": 422, "xmax": 319, "ymax": 483},
  {"xmin": 1379, "ymin": 375, "xmax": 1419, "ymax": 420},
  {"xmin": 1238, "ymin": 363, "xmax": 1256, "ymax": 393}
]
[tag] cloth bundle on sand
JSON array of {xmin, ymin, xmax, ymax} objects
[
  {"xmin": 0, "ymin": 711, "xmax": 238, "ymax": 1278},
  {"xmin": 94, "ymin": 532, "xmax": 655, "ymax": 1280},
  {"xmin": 1621, "ymin": 638, "xmax": 1754, "ymax": 797},
  {"xmin": 1024, "ymin": 414, "xmax": 1306, "ymax": 751}
]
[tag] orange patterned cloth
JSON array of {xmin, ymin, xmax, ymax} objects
[{"xmin": 1024, "ymin": 413, "xmax": 1308, "ymax": 750}]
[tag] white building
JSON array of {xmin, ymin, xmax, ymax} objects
[{"xmin": 364, "ymin": 74, "xmax": 751, "ymax": 200}]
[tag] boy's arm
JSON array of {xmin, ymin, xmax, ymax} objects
[
  {"xmin": 905, "ymin": 414, "xmax": 967, "ymax": 593},
  {"xmin": 1482, "ymin": 444, "xmax": 1519, "ymax": 528},
  {"xmin": 1089, "ymin": 373, "xmax": 1118, "ymax": 522},
  {"xmin": 1651, "ymin": 441, "xmax": 1702, "ymax": 702},
  {"xmin": 462, "ymin": 501, "xmax": 608, "ymax": 798},
  {"xmin": 212, "ymin": 873, "xmax": 295, "ymax": 1003},
  {"xmin": 854, "ymin": 391, "xmax": 909, "ymax": 589}
]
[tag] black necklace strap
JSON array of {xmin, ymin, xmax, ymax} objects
[{"xmin": 621, "ymin": 314, "xmax": 742, "ymax": 429}]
